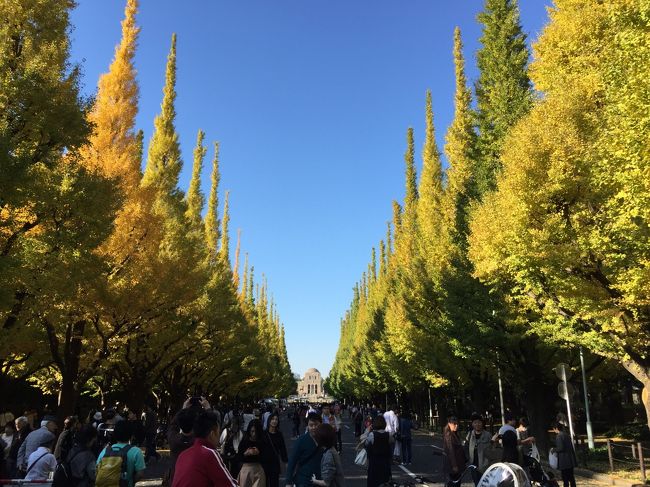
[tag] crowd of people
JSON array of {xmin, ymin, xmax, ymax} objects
[
  {"xmin": 442, "ymin": 411, "xmax": 576, "ymax": 487},
  {"xmin": 0, "ymin": 401, "xmax": 578, "ymax": 487}
]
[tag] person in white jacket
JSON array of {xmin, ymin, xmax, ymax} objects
[{"xmin": 383, "ymin": 406, "xmax": 400, "ymax": 461}]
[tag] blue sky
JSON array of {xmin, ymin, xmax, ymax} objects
[{"xmin": 70, "ymin": 0, "xmax": 551, "ymax": 379}]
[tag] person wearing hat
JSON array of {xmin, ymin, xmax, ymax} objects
[
  {"xmin": 442, "ymin": 414, "xmax": 466, "ymax": 487},
  {"xmin": 24, "ymin": 432, "xmax": 56, "ymax": 480},
  {"xmin": 17, "ymin": 414, "xmax": 58, "ymax": 473}
]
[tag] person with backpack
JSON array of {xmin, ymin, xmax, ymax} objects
[
  {"xmin": 95, "ymin": 420, "xmax": 145, "ymax": 487},
  {"xmin": 53, "ymin": 424, "xmax": 97, "ymax": 487}
]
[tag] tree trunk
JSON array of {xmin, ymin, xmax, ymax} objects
[
  {"xmin": 56, "ymin": 320, "xmax": 85, "ymax": 422},
  {"xmin": 621, "ymin": 358, "xmax": 650, "ymax": 428}
]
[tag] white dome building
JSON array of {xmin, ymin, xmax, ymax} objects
[{"xmin": 297, "ymin": 368, "xmax": 324, "ymax": 401}]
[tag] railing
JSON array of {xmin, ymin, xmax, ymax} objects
[{"xmin": 606, "ymin": 439, "xmax": 648, "ymax": 483}]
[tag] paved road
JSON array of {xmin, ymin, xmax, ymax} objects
[
  {"xmin": 283, "ymin": 415, "xmax": 468, "ymax": 487},
  {"xmin": 281, "ymin": 414, "xmax": 607, "ymax": 487}
]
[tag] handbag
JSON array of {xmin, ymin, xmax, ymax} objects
[
  {"xmin": 548, "ymin": 450, "xmax": 559, "ymax": 470},
  {"xmin": 530, "ymin": 444, "xmax": 541, "ymax": 463},
  {"xmin": 354, "ymin": 448, "xmax": 368, "ymax": 467}
]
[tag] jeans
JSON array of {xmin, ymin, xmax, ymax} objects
[{"xmin": 401, "ymin": 438, "xmax": 412, "ymax": 463}]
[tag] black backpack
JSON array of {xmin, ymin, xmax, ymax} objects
[{"xmin": 52, "ymin": 449, "xmax": 84, "ymax": 487}]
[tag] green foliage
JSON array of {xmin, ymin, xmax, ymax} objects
[{"xmin": 475, "ymin": 0, "xmax": 533, "ymax": 197}]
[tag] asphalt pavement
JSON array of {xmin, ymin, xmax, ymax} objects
[{"xmin": 282, "ymin": 414, "xmax": 472, "ymax": 487}]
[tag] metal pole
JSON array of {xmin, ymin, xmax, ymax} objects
[
  {"xmin": 497, "ymin": 360, "xmax": 505, "ymax": 425},
  {"xmin": 428, "ymin": 387, "xmax": 433, "ymax": 428},
  {"xmin": 579, "ymin": 348, "xmax": 595, "ymax": 449},
  {"xmin": 562, "ymin": 365, "xmax": 576, "ymax": 443}
]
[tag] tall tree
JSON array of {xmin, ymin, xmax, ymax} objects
[
  {"xmin": 186, "ymin": 130, "xmax": 207, "ymax": 226},
  {"xmin": 469, "ymin": 0, "xmax": 650, "ymax": 426},
  {"xmin": 475, "ymin": 0, "xmax": 533, "ymax": 196},
  {"xmin": 444, "ymin": 27, "xmax": 479, "ymax": 248},
  {"xmin": 205, "ymin": 143, "xmax": 221, "ymax": 258},
  {"xmin": 142, "ymin": 34, "xmax": 181, "ymax": 193}
]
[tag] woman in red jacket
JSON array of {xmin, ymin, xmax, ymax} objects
[{"xmin": 172, "ymin": 411, "xmax": 237, "ymax": 487}]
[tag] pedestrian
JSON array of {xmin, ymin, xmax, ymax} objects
[
  {"xmin": 442, "ymin": 414, "xmax": 466, "ymax": 487},
  {"xmin": 24, "ymin": 434, "xmax": 57, "ymax": 481},
  {"xmin": 262, "ymin": 406, "xmax": 272, "ymax": 431},
  {"xmin": 383, "ymin": 405, "xmax": 399, "ymax": 462},
  {"xmin": 54, "ymin": 415, "xmax": 80, "ymax": 462},
  {"xmin": 516, "ymin": 416, "xmax": 536, "ymax": 465},
  {"xmin": 311, "ymin": 423, "xmax": 345, "ymax": 487},
  {"xmin": 8, "ymin": 416, "xmax": 31, "ymax": 477},
  {"xmin": 60, "ymin": 424, "xmax": 98, "ymax": 487},
  {"xmin": 494, "ymin": 413, "xmax": 518, "ymax": 464},
  {"xmin": 552, "ymin": 422, "xmax": 576, "ymax": 487},
  {"xmin": 221, "ymin": 416, "xmax": 244, "ymax": 477},
  {"xmin": 332, "ymin": 404, "xmax": 343, "ymax": 453},
  {"xmin": 365, "ymin": 415, "xmax": 393, "ymax": 487},
  {"xmin": 238, "ymin": 418, "xmax": 267, "ymax": 487},
  {"xmin": 163, "ymin": 406, "xmax": 197, "ymax": 487},
  {"xmin": 292, "ymin": 408, "xmax": 302, "ymax": 439},
  {"xmin": 17, "ymin": 414, "xmax": 58, "ymax": 474},
  {"xmin": 353, "ymin": 408, "xmax": 363, "ymax": 438},
  {"xmin": 321, "ymin": 404, "xmax": 335, "ymax": 426},
  {"xmin": 96, "ymin": 420, "xmax": 146, "ymax": 487},
  {"xmin": 265, "ymin": 412, "xmax": 288, "ymax": 487},
  {"xmin": 172, "ymin": 410, "xmax": 238, "ymax": 487},
  {"xmin": 285, "ymin": 412, "xmax": 323, "ymax": 487},
  {"xmin": 1, "ymin": 421, "xmax": 17, "ymax": 476},
  {"xmin": 142, "ymin": 402, "xmax": 160, "ymax": 463},
  {"xmin": 399, "ymin": 411, "xmax": 413, "ymax": 466},
  {"xmin": 464, "ymin": 413, "xmax": 491, "ymax": 486}
]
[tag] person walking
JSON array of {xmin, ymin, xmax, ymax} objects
[
  {"xmin": 442, "ymin": 415, "xmax": 466, "ymax": 487},
  {"xmin": 17, "ymin": 414, "xmax": 57, "ymax": 474},
  {"xmin": 24, "ymin": 435, "xmax": 57, "ymax": 481},
  {"xmin": 292, "ymin": 408, "xmax": 301, "ymax": 439},
  {"xmin": 383, "ymin": 405, "xmax": 399, "ymax": 463},
  {"xmin": 221, "ymin": 415, "xmax": 244, "ymax": 477},
  {"xmin": 464, "ymin": 414, "xmax": 491, "ymax": 486},
  {"xmin": 552, "ymin": 422, "xmax": 576, "ymax": 487},
  {"xmin": 364, "ymin": 415, "xmax": 392, "ymax": 487},
  {"xmin": 285, "ymin": 412, "xmax": 323, "ymax": 487},
  {"xmin": 353, "ymin": 408, "xmax": 363, "ymax": 439},
  {"xmin": 495, "ymin": 413, "xmax": 519, "ymax": 464},
  {"xmin": 54, "ymin": 415, "xmax": 80, "ymax": 462},
  {"xmin": 332, "ymin": 405, "xmax": 343, "ymax": 453},
  {"xmin": 311, "ymin": 424, "xmax": 345, "ymax": 487},
  {"xmin": 8, "ymin": 416, "xmax": 31, "ymax": 477},
  {"xmin": 96, "ymin": 420, "xmax": 146, "ymax": 487},
  {"xmin": 163, "ymin": 406, "xmax": 197, "ymax": 487},
  {"xmin": 61, "ymin": 424, "xmax": 98, "ymax": 487},
  {"xmin": 265, "ymin": 413, "xmax": 288, "ymax": 487},
  {"xmin": 399, "ymin": 412, "xmax": 413, "ymax": 466},
  {"xmin": 237, "ymin": 419, "xmax": 267, "ymax": 487}
]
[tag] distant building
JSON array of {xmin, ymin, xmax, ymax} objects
[{"xmin": 297, "ymin": 368, "xmax": 324, "ymax": 402}]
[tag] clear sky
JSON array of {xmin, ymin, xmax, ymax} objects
[{"xmin": 70, "ymin": 0, "xmax": 551, "ymax": 380}]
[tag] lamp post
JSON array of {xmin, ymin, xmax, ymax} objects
[{"xmin": 579, "ymin": 348, "xmax": 595, "ymax": 449}]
